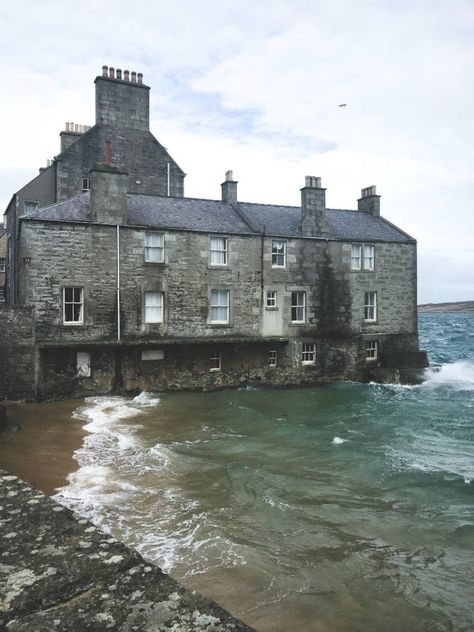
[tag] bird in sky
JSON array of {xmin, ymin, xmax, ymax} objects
[{"xmin": 338, "ymin": 103, "xmax": 348, "ymax": 107}]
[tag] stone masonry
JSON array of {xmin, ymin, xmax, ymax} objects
[
  {"xmin": 1, "ymin": 66, "xmax": 428, "ymax": 400},
  {"xmin": 0, "ymin": 471, "xmax": 256, "ymax": 631}
]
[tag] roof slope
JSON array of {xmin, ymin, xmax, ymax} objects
[{"xmin": 20, "ymin": 193, "xmax": 414, "ymax": 242}]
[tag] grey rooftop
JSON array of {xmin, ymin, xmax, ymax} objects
[{"xmin": 21, "ymin": 192, "xmax": 414, "ymax": 243}]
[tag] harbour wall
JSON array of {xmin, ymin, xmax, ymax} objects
[{"xmin": 0, "ymin": 469, "xmax": 255, "ymax": 631}]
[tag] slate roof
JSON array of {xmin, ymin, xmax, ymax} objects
[{"xmin": 21, "ymin": 193, "xmax": 414, "ymax": 243}]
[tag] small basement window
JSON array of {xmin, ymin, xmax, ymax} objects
[
  {"xmin": 269, "ymin": 350, "xmax": 278, "ymax": 367},
  {"xmin": 365, "ymin": 340, "xmax": 378, "ymax": 361},
  {"xmin": 210, "ymin": 349, "xmax": 221, "ymax": 371},
  {"xmin": 82, "ymin": 177, "xmax": 90, "ymax": 192},
  {"xmin": 302, "ymin": 343, "xmax": 316, "ymax": 365},
  {"xmin": 76, "ymin": 352, "xmax": 91, "ymax": 377}
]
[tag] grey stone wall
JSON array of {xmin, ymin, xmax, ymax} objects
[
  {"xmin": 0, "ymin": 306, "xmax": 35, "ymax": 400},
  {"xmin": 56, "ymin": 125, "xmax": 184, "ymax": 202},
  {"xmin": 17, "ymin": 217, "xmax": 424, "ymax": 399},
  {"xmin": 0, "ymin": 471, "xmax": 256, "ymax": 631}
]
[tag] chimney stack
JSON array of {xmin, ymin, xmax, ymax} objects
[
  {"xmin": 90, "ymin": 161, "xmax": 128, "ymax": 225},
  {"xmin": 300, "ymin": 176, "xmax": 329, "ymax": 237},
  {"xmin": 221, "ymin": 170, "xmax": 238, "ymax": 205},
  {"xmin": 95, "ymin": 65, "xmax": 149, "ymax": 130},
  {"xmin": 358, "ymin": 186, "xmax": 380, "ymax": 216}
]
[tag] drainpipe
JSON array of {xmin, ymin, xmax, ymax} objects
[
  {"xmin": 166, "ymin": 162, "xmax": 170, "ymax": 196},
  {"xmin": 116, "ymin": 224, "xmax": 121, "ymax": 341}
]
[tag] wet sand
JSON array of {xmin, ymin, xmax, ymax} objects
[{"xmin": 0, "ymin": 400, "xmax": 85, "ymax": 495}]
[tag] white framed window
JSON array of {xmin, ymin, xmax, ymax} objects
[
  {"xmin": 77, "ymin": 352, "xmax": 91, "ymax": 377},
  {"xmin": 63, "ymin": 287, "xmax": 84, "ymax": 325},
  {"xmin": 364, "ymin": 291, "xmax": 377, "ymax": 322},
  {"xmin": 291, "ymin": 291, "xmax": 306, "ymax": 323},
  {"xmin": 363, "ymin": 245, "xmax": 375, "ymax": 270},
  {"xmin": 210, "ymin": 289, "xmax": 230, "ymax": 324},
  {"xmin": 144, "ymin": 291, "xmax": 164, "ymax": 323},
  {"xmin": 0, "ymin": 258, "xmax": 5, "ymax": 273},
  {"xmin": 266, "ymin": 290, "xmax": 277, "ymax": 308},
  {"xmin": 82, "ymin": 177, "xmax": 90, "ymax": 192},
  {"xmin": 210, "ymin": 349, "xmax": 221, "ymax": 371},
  {"xmin": 145, "ymin": 232, "xmax": 164, "ymax": 263},
  {"xmin": 302, "ymin": 343, "xmax": 316, "ymax": 365},
  {"xmin": 272, "ymin": 240, "xmax": 286, "ymax": 268},
  {"xmin": 351, "ymin": 244, "xmax": 362, "ymax": 270},
  {"xmin": 365, "ymin": 340, "xmax": 378, "ymax": 361},
  {"xmin": 269, "ymin": 350, "xmax": 277, "ymax": 367},
  {"xmin": 351, "ymin": 244, "xmax": 375, "ymax": 270},
  {"xmin": 210, "ymin": 236, "xmax": 228, "ymax": 266}
]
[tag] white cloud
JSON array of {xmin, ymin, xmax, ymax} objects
[{"xmin": 0, "ymin": 0, "xmax": 473, "ymax": 302}]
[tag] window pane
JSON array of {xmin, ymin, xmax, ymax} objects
[
  {"xmin": 210, "ymin": 237, "xmax": 227, "ymax": 265},
  {"xmin": 272, "ymin": 240, "xmax": 286, "ymax": 267},
  {"xmin": 210, "ymin": 290, "xmax": 229, "ymax": 322},
  {"xmin": 351, "ymin": 244, "xmax": 361, "ymax": 269},
  {"xmin": 145, "ymin": 292, "xmax": 163, "ymax": 323},
  {"xmin": 145, "ymin": 233, "xmax": 164, "ymax": 262},
  {"xmin": 363, "ymin": 245, "xmax": 374, "ymax": 270}
]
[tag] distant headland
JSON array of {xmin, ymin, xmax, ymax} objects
[{"xmin": 418, "ymin": 301, "xmax": 474, "ymax": 313}]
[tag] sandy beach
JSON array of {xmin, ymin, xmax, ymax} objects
[{"xmin": 0, "ymin": 400, "xmax": 85, "ymax": 495}]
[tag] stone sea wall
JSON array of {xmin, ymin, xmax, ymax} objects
[
  {"xmin": 0, "ymin": 306, "xmax": 36, "ymax": 401},
  {"xmin": 0, "ymin": 470, "xmax": 255, "ymax": 631}
]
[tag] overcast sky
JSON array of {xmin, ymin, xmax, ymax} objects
[{"xmin": 1, "ymin": 0, "xmax": 473, "ymax": 303}]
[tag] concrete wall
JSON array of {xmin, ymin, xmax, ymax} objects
[{"xmin": 0, "ymin": 305, "xmax": 35, "ymax": 400}]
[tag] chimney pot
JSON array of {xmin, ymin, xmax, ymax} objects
[
  {"xmin": 116, "ymin": 68, "xmax": 122, "ymax": 80},
  {"xmin": 109, "ymin": 67, "xmax": 115, "ymax": 79},
  {"xmin": 124, "ymin": 70, "xmax": 130, "ymax": 81},
  {"xmin": 221, "ymin": 171, "xmax": 238, "ymax": 204},
  {"xmin": 358, "ymin": 185, "xmax": 380, "ymax": 216},
  {"xmin": 131, "ymin": 71, "xmax": 137, "ymax": 82},
  {"xmin": 102, "ymin": 65, "xmax": 108, "ymax": 77},
  {"xmin": 137, "ymin": 72, "xmax": 143, "ymax": 84}
]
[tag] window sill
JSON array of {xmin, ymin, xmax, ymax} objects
[
  {"xmin": 207, "ymin": 264, "xmax": 230, "ymax": 270},
  {"xmin": 209, "ymin": 368, "xmax": 222, "ymax": 372},
  {"xmin": 63, "ymin": 322, "xmax": 84, "ymax": 327},
  {"xmin": 265, "ymin": 306, "xmax": 279, "ymax": 311},
  {"xmin": 209, "ymin": 323, "xmax": 232, "ymax": 328},
  {"xmin": 144, "ymin": 261, "xmax": 167, "ymax": 267}
]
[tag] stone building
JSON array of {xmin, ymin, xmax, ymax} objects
[
  {"xmin": 2, "ymin": 66, "xmax": 427, "ymax": 400},
  {"xmin": 0, "ymin": 224, "xmax": 5, "ymax": 302}
]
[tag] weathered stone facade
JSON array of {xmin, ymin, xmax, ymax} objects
[
  {"xmin": 4, "ymin": 66, "xmax": 185, "ymax": 303},
  {"xmin": 0, "ymin": 225, "xmax": 6, "ymax": 302},
  {"xmin": 0, "ymin": 306, "xmax": 35, "ymax": 400},
  {"xmin": 1, "ymin": 67, "xmax": 428, "ymax": 400}
]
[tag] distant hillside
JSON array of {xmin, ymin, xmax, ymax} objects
[{"xmin": 418, "ymin": 301, "xmax": 474, "ymax": 313}]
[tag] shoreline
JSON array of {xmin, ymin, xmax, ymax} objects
[{"xmin": 0, "ymin": 399, "xmax": 86, "ymax": 495}]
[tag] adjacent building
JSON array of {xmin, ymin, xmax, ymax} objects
[{"xmin": 1, "ymin": 66, "xmax": 428, "ymax": 400}]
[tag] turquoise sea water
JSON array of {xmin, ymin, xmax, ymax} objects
[{"xmin": 56, "ymin": 313, "xmax": 474, "ymax": 631}]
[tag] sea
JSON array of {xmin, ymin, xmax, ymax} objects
[{"xmin": 53, "ymin": 312, "xmax": 474, "ymax": 632}]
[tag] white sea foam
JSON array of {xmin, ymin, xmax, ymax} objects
[
  {"xmin": 332, "ymin": 436, "xmax": 345, "ymax": 445},
  {"xmin": 422, "ymin": 361, "xmax": 474, "ymax": 391}
]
